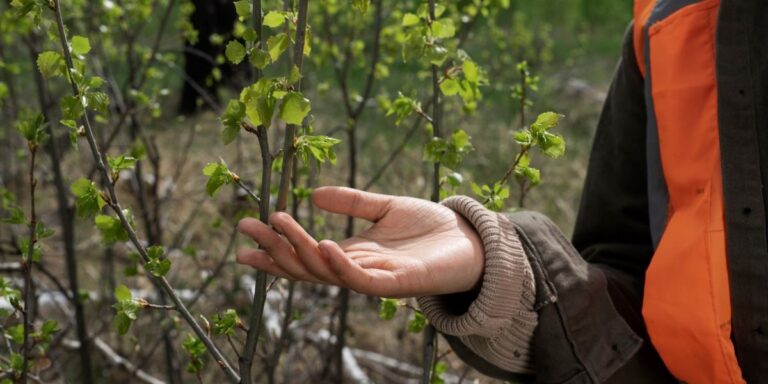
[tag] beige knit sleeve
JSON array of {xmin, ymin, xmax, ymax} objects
[{"xmin": 416, "ymin": 196, "xmax": 537, "ymax": 373}]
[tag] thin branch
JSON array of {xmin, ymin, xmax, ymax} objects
[
  {"xmin": 21, "ymin": 141, "xmax": 38, "ymax": 384},
  {"xmin": 50, "ymin": 2, "xmax": 240, "ymax": 381}
]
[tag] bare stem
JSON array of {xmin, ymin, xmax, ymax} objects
[
  {"xmin": 50, "ymin": 1, "xmax": 240, "ymax": 381},
  {"xmin": 21, "ymin": 145, "xmax": 37, "ymax": 384}
]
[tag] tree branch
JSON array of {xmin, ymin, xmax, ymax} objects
[{"xmin": 50, "ymin": 1, "xmax": 240, "ymax": 381}]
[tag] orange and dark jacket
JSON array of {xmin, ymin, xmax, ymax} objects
[
  {"xmin": 633, "ymin": 0, "xmax": 743, "ymax": 382},
  {"xmin": 441, "ymin": 1, "xmax": 768, "ymax": 383}
]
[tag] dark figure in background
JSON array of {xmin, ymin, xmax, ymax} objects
[{"xmin": 178, "ymin": 0, "xmax": 236, "ymax": 115}]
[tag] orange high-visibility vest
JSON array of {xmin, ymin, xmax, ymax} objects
[{"xmin": 633, "ymin": 1, "xmax": 744, "ymax": 382}]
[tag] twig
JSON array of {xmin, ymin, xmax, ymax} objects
[
  {"xmin": 50, "ymin": 1, "xmax": 240, "ymax": 381},
  {"xmin": 21, "ymin": 137, "xmax": 38, "ymax": 384}
]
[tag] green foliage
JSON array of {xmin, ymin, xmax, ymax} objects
[
  {"xmin": 182, "ymin": 334, "xmax": 207, "ymax": 373},
  {"xmin": 423, "ymin": 130, "xmax": 474, "ymax": 170},
  {"xmin": 279, "ymin": 91, "xmax": 311, "ymax": 125},
  {"xmin": 70, "ymin": 178, "xmax": 106, "ymax": 218},
  {"xmin": 378, "ymin": 298, "xmax": 398, "ymax": 320},
  {"xmin": 381, "ymin": 93, "xmax": 419, "ymax": 125},
  {"xmin": 472, "ymin": 182, "xmax": 510, "ymax": 212},
  {"xmin": 225, "ymin": 40, "xmax": 246, "ymax": 64},
  {"xmin": 145, "ymin": 245, "xmax": 171, "ymax": 277},
  {"xmin": 15, "ymin": 111, "xmax": 47, "ymax": 145},
  {"xmin": 212, "ymin": 309, "xmax": 241, "ymax": 336},
  {"xmin": 295, "ymin": 135, "xmax": 341, "ymax": 165},
  {"xmin": 71, "ymin": 35, "xmax": 91, "ymax": 55},
  {"xmin": 113, "ymin": 285, "xmax": 138, "ymax": 335},
  {"xmin": 408, "ymin": 311, "xmax": 427, "ymax": 333},
  {"xmin": 221, "ymin": 100, "xmax": 246, "ymax": 145},
  {"xmin": 107, "ymin": 154, "xmax": 137, "ymax": 180},
  {"xmin": 0, "ymin": 189, "xmax": 25, "ymax": 225},
  {"xmin": 202, "ymin": 162, "xmax": 235, "ymax": 197},
  {"xmin": 94, "ymin": 211, "xmax": 131, "ymax": 244},
  {"xmin": 36, "ymin": 51, "xmax": 64, "ymax": 79}
]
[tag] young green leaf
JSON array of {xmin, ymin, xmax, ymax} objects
[
  {"xmin": 70, "ymin": 178, "xmax": 106, "ymax": 218},
  {"xmin": 263, "ymin": 11, "xmax": 286, "ymax": 28},
  {"xmin": 279, "ymin": 91, "xmax": 311, "ymax": 125},
  {"xmin": 94, "ymin": 213, "xmax": 129, "ymax": 244},
  {"xmin": 408, "ymin": 311, "xmax": 427, "ymax": 333},
  {"xmin": 379, "ymin": 298, "xmax": 399, "ymax": 320},
  {"xmin": 402, "ymin": 13, "xmax": 420, "ymax": 27},
  {"xmin": 183, "ymin": 334, "xmax": 207, "ymax": 373},
  {"xmin": 212, "ymin": 309, "xmax": 241, "ymax": 336},
  {"xmin": 225, "ymin": 40, "xmax": 246, "ymax": 64},
  {"xmin": 71, "ymin": 36, "xmax": 91, "ymax": 55},
  {"xmin": 233, "ymin": 0, "xmax": 251, "ymax": 19},
  {"xmin": 295, "ymin": 135, "xmax": 341, "ymax": 165},
  {"xmin": 36, "ymin": 51, "xmax": 64, "ymax": 79},
  {"xmin": 202, "ymin": 162, "xmax": 235, "ymax": 197},
  {"xmin": 267, "ymin": 33, "xmax": 291, "ymax": 61},
  {"xmin": 145, "ymin": 245, "xmax": 171, "ymax": 277},
  {"xmin": 221, "ymin": 100, "xmax": 246, "ymax": 144}
]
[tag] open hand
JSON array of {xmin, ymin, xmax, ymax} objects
[{"xmin": 236, "ymin": 187, "xmax": 484, "ymax": 298}]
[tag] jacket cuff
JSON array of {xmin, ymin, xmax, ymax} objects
[{"xmin": 417, "ymin": 196, "xmax": 538, "ymax": 373}]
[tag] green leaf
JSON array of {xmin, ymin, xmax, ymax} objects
[
  {"xmin": 267, "ymin": 33, "xmax": 291, "ymax": 61},
  {"xmin": 71, "ymin": 36, "xmax": 91, "ymax": 55},
  {"xmin": 225, "ymin": 40, "xmax": 246, "ymax": 64},
  {"xmin": 250, "ymin": 49, "xmax": 271, "ymax": 69},
  {"xmin": 115, "ymin": 284, "xmax": 132, "ymax": 302},
  {"xmin": 233, "ymin": 0, "xmax": 251, "ymax": 19},
  {"xmin": 85, "ymin": 91, "xmax": 110, "ymax": 114},
  {"xmin": 94, "ymin": 213, "xmax": 129, "ymax": 244},
  {"xmin": 212, "ymin": 309, "xmax": 240, "ymax": 336},
  {"xmin": 107, "ymin": 155, "xmax": 137, "ymax": 175},
  {"xmin": 15, "ymin": 112, "xmax": 46, "ymax": 143},
  {"xmin": 288, "ymin": 65, "xmax": 302, "ymax": 85},
  {"xmin": 463, "ymin": 60, "xmax": 480, "ymax": 84},
  {"xmin": 513, "ymin": 130, "xmax": 532, "ymax": 146},
  {"xmin": 386, "ymin": 93, "xmax": 418, "ymax": 125},
  {"xmin": 538, "ymin": 133, "xmax": 566, "ymax": 158},
  {"xmin": 36, "ymin": 51, "xmax": 63, "ymax": 79},
  {"xmin": 183, "ymin": 334, "xmax": 207, "ymax": 373},
  {"xmin": 70, "ymin": 178, "xmax": 106, "ymax": 218},
  {"xmin": 378, "ymin": 298, "xmax": 398, "ymax": 320},
  {"xmin": 202, "ymin": 162, "xmax": 234, "ymax": 197},
  {"xmin": 431, "ymin": 19, "xmax": 456, "ymax": 39},
  {"xmin": 61, "ymin": 95, "xmax": 85, "ymax": 120},
  {"xmin": 530, "ymin": 112, "xmax": 563, "ymax": 134},
  {"xmin": 295, "ymin": 135, "xmax": 341, "ymax": 165},
  {"xmin": 5, "ymin": 324, "xmax": 24, "ymax": 344},
  {"xmin": 263, "ymin": 11, "xmax": 286, "ymax": 28},
  {"xmin": 113, "ymin": 312, "xmax": 132, "ymax": 334},
  {"xmin": 144, "ymin": 245, "xmax": 171, "ymax": 276},
  {"xmin": 402, "ymin": 13, "xmax": 420, "ymax": 27},
  {"xmin": 439, "ymin": 78, "xmax": 461, "ymax": 96},
  {"xmin": 408, "ymin": 311, "xmax": 427, "ymax": 333},
  {"xmin": 221, "ymin": 100, "xmax": 245, "ymax": 145},
  {"xmin": 146, "ymin": 258, "xmax": 171, "ymax": 277},
  {"xmin": 279, "ymin": 91, "xmax": 311, "ymax": 125}
]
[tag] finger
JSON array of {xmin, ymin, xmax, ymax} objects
[
  {"xmin": 270, "ymin": 212, "xmax": 342, "ymax": 285},
  {"xmin": 319, "ymin": 240, "xmax": 400, "ymax": 297},
  {"xmin": 312, "ymin": 187, "xmax": 393, "ymax": 222},
  {"xmin": 236, "ymin": 248, "xmax": 297, "ymax": 281},
  {"xmin": 237, "ymin": 218, "xmax": 287, "ymax": 253},
  {"xmin": 238, "ymin": 217, "xmax": 318, "ymax": 282}
]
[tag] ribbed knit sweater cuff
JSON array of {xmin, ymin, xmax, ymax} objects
[{"xmin": 417, "ymin": 196, "xmax": 537, "ymax": 373}]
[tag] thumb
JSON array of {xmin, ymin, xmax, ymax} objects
[{"xmin": 311, "ymin": 187, "xmax": 393, "ymax": 222}]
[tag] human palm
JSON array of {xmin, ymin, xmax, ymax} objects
[{"xmin": 237, "ymin": 187, "xmax": 484, "ymax": 297}]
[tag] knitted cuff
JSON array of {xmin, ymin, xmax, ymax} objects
[{"xmin": 417, "ymin": 196, "xmax": 537, "ymax": 373}]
